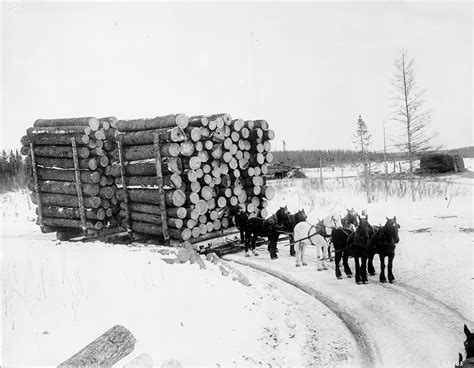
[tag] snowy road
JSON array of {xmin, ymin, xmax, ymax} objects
[{"xmin": 226, "ymin": 247, "xmax": 471, "ymax": 368}]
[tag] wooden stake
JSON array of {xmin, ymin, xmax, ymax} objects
[
  {"xmin": 154, "ymin": 133, "xmax": 170, "ymax": 246},
  {"xmin": 71, "ymin": 138, "xmax": 87, "ymax": 232},
  {"xmin": 29, "ymin": 143, "xmax": 44, "ymax": 228},
  {"xmin": 117, "ymin": 136, "xmax": 132, "ymax": 233}
]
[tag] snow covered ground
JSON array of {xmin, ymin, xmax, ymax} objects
[{"xmin": 1, "ymin": 168, "xmax": 473, "ymax": 367}]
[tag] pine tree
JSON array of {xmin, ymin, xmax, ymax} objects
[{"xmin": 352, "ymin": 115, "xmax": 372, "ymax": 203}]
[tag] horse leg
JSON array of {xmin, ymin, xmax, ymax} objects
[
  {"xmin": 314, "ymin": 244, "xmax": 324, "ymax": 271},
  {"xmin": 334, "ymin": 250, "xmax": 342, "ymax": 279},
  {"xmin": 239, "ymin": 228, "xmax": 245, "ymax": 244},
  {"xmin": 354, "ymin": 256, "xmax": 361, "ymax": 284},
  {"xmin": 361, "ymin": 256, "xmax": 368, "ymax": 284},
  {"xmin": 343, "ymin": 253, "xmax": 352, "ymax": 278},
  {"xmin": 368, "ymin": 252, "xmax": 376, "ymax": 276},
  {"xmin": 379, "ymin": 254, "xmax": 387, "ymax": 283},
  {"xmin": 244, "ymin": 230, "xmax": 251, "ymax": 256},
  {"xmin": 289, "ymin": 234, "xmax": 296, "ymax": 257},
  {"xmin": 296, "ymin": 242, "xmax": 302, "ymax": 267},
  {"xmin": 270, "ymin": 237, "xmax": 278, "ymax": 260},
  {"xmin": 301, "ymin": 243, "xmax": 308, "ymax": 266},
  {"xmin": 322, "ymin": 244, "xmax": 329, "ymax": 270},
  {"xmin": 388, "ymin": 253, "xmax": 395, "ymax": 283}
]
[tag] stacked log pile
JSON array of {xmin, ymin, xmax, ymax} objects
[
  {"xmin": 21, "ymin": 116, "xmax": 120, "ymax": 234},
  {"xmin": 111, "ymin": 113, "xmax": 275, "ymax": 243}
]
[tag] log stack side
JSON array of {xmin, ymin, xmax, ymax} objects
[
  {"xmin": 112, "ymin": 113, "xmax": 275, "ymax": 243},
  {"xmin": 21, "ymin": 113, "xmax": 275, "ymax": 244},
  {"xmin": 21, "ymin": 116, "xmax": 120, "ymax": 235}
]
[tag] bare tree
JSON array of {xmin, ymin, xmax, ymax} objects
[
  {"xmin": 352, "ymin": 115, "xmax": 372, "ymax": 203},
  {"xmin": 392, "ymin": 50, "xmax": 438, "ymax": 201}
]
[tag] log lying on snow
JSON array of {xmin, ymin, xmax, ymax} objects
[
  {"xmin": 116, "ymin": 114, "xmax": 189, "ymax": 131},
  {"xmin": 58, "ymin": 325, "xmax": 136, "ymax": 367}
]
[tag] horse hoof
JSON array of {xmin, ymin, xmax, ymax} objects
[
  {"xmin": 369, "ymin": 272, "xmax": 376, "ymax": 276},
  {"xmin": 389, "ymin": 280, "xmax": 395, "ymax": 284},
  {"xmin": 317, "ymin": 267, "xmax": 324, "ymax": 272},
  {"xmin": 296, "ymin": 264, "xmax": 301, "ymax": 267},
  {"xmin": 302, "ymin": 263, "xmax": 308, "ymax": 266},
  {"xmin": 253, "ymin": 252, "xmax": 259, "ymax": 256},
  {"xmin": 290, "ymin": 253, "xmax": 295, "ymax": 257},
  {"xmin": 337, "ymin": 276, "xmax": 343, "ymax": 279},
  {"xmin": 356, "ymin": 281, "xmax": 362, "ymax": 285},
  {"xmin": 347, "ymin": 274, "xmax": 353, "ymax": 278},
  {"xmin": 245, "ymin": 253, "xmax": 250, "ymax": 257},
  {"xmin": 380, "ymin": 280, "xmax": 386, "ymax": 283},
  {"xmin": 363, "ymin": 281, "xmax": 368, "ymax": 284}
]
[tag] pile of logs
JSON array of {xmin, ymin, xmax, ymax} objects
[
  {"xmin": 21, "ymin": 117, "xmax": 121, "ymax": 234},
  {"xmin": 111, "ymin": 113, "xmax": 275, "ymax": 243}
]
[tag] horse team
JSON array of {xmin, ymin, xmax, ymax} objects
[{"xmin": 231, "ymin": 205, "xmax": 400, "ymax": 285}]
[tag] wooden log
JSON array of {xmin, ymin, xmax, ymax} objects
[
  {"xmin": 181, "ymin": 157, "xmax": 201, "ymax": 170},
  {"xmin": 21, "ymin": 134, "xmax": 89, "ymax": 146},
  {"xmin": 184, "ymin": 127, "xmax": 202, "ymax": 142},
  {"xmin": 37, "ymin": 206, "xmax": 106, "ymax": 221},
  {"xmin": 266, "ymin": 152, "xmax": 274, "ymax": 163},
  {"xmin": 120, "ymin": 202, "xmax": 186, "ymax": 219},
  {"xmin": 34, "ymin": 117, "xmax": 100, "ymax": 129},
  {"xmin": 37, "ymin": 168, "xmax": 102, "ymax": 183},
  {"xmin": 207, "ymin": 198, "xmax": 216, "ymax": 211},
  {"xmin": 40, "ymin": 216, "xmax": 102, "ymax": 230},
  {"xmin": 245, "ymin": 120, "xmax": 255, "ymax": 130},
  {"xmin": 200, "ymin": 186, "xmax": 214, "ymax": 201},
  {"xmin": 25, "ymin": 155, "xmax": 98, "ymax": 170},
  {"xmin": 240, "ymin": 127, "xmax": 250, "ymax": 139},
  {"xmin": 191, "ymin": 227, "xmax": 201, "ymax": 238},
  {"xmin": 110, "ymin": 143, "xmax": 181, "ymax": 161},
  {"xmin": 231, "ymin": 119, "xmax": 244, "ymax": 131},
  {"xmin": 188, "ymin": 115, "xmax": 208, "ymax": 127},
  {"xmin": 253, "ymin": 120, "xmax": 269, "ymax": 130},
  {"xmin": 211, "ymin": 128, "xmax": 225, "ymax": 142},
  {"xmin": 58, "ymin": 325, "xmax": 136, "ymax": 367},
  {"xmin": 21, "ymin": 145, "xmax": 90, "ymax": 159},
  {"xmin": 99, "ymin": 186, "xmax": 116, "ymax": 199},
  {"xmin": 199, "ymin": 127, "xmax": 211, "ymax": 139},
  {"xmin": 180, "ymin": 141, "xmax": 195, "ymax": 157},
  {"xmin": 130, "ymin": 221, "xmax": 191, "ymax": 241},
  {"xmin": 263, "ymin": 129, "xmax": 275, "ymax": 140},
  {"xmin": 109, "ymin": 158, "xmax": 182, "ymax": 177},
  {"xmin": 121, "ymin": 188, "xmax": 186, "ymax": 207},
  {"xmin": 187, "ymin": 208, "xmax": 200, "ymax": 220},
  {"xmin": 28, "ymin": 180, "xmax": 100, "ymax": 196},
  {"xmin": 116, "ymin": 114, "xmax": 189, "ymax": 131},
  {"xmin": 119, "ymin": 127, "xmax": 186, "ymax": 145},
  {"xmin": 119, "ymin": 211, "xmax": 183, "ymax": 229},
  {"xmin": 209, "ymin": 113, "xmax": 232, "ymax": 125},
  {"xmin": 28, "ymin": 126, "xmax": 91, "ymax": 135},
  {"xmin": 115, "ymin": 174, "xmax": 182, "ymax": 188},
  {"xmin": 31, "ymin": 192, "xmax": 102, "ymax": 208},
  {"xmin": 197, "ymin": 150, "xmax": 209, "ymax": 163},
  {"xmin": 262, "ymin": 185, "xmax": 276, "ymax": 200}
]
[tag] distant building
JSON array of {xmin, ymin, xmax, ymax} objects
[
  {"xmin": 267, "ymin": 162, "xmax": 307, "ymax": 179},
  {"xmin": 419, "ymin": 153, "xmax": 465, "ymax": 173}
]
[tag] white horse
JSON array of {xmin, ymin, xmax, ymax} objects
[{"xmin": 293, "ymin": 220, "xmax": 330, "ymax": 271}]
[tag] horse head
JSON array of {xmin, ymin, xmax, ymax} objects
[
  {"xmin": 315, "ymin": 218, "xmax": 329, "ymax": 237},
  {"xmin": 384, "ymin": 216, "xmax": 400, "ymax": 244},
  {"xmin": 294, "ymin": 209, "xmax": 307, "ymax": 224},
  {"xmin": 343, "ymin": 208, "xmax": 359, "ymax": 229},
  {"xmin": 356, "ymin": 215, "xmax": 372, "ymax": 240},
  {"xmin": 275, "ymin": 206, "xmax": 290, "ymax": 224},
  {"xmin": 464, "ymin": 325, "xmax": 474, "ymax": 360}
]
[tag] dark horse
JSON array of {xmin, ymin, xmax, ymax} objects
[
  {"xmin": 283, "ymin": 209, "xmax": 308, "ymax": 257},
  {"xmin": 227, "ymin": 205, "xmax": 248, "ymax": 244},
  {"xmin": 330, "ymin": 209, "xmax": 361, "ymax": 280},
  {"xmin": 368, "ymin": 217, "xmax": 400, "ymax": 283},
  {"xmin": 457, "ymin": 325, "xmax": 474, "ymax": 367},
  {"xmin": 244, "ymin": 207, "xmax": 289, "ymax": 259}
]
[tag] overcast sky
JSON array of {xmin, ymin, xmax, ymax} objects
[{"xmin": 1, "ymin": 2, "xmax": 472, "ymax": 152}]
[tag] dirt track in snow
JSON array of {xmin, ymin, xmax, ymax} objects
[{"xmin": 225, "ymin": 250, "xmax": 471, "ymax": 368}]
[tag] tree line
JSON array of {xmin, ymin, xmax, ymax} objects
[{"xmin": 0, "ymin": 150, "xmax": 29, "ymax": 193}]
